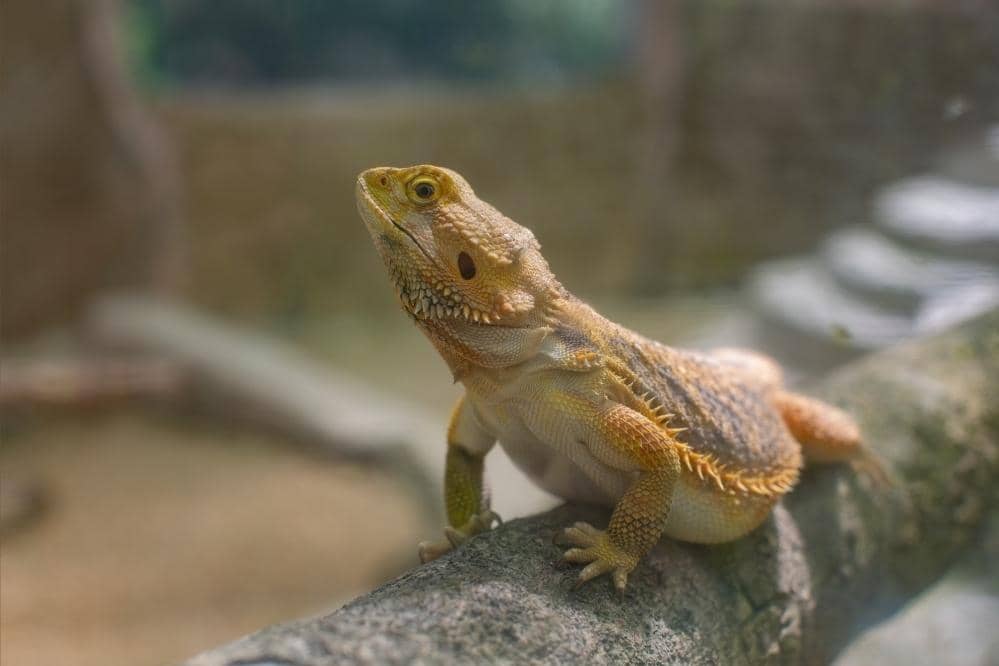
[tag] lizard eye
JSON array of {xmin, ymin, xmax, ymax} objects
[
  {"xmin": 457, "ymin": 251, "xmax": 476, "ymax": 279},
  {"xmin": 408, "ymin": 177, "xmax": 439, "ymax": 204}
]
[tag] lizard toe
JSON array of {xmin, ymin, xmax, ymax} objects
[
  {"xmin": 418, "ymin": 539, "xmax": 454, "ymax": 563},
  {"xmin": 418, "ymin": 507, "xmax": 502, "ymax": 564},
  {"xmin": 612, "ymin": 568, "xmax": 629, "ymax": 594},
  {"xmin": 556, "ymin": 524, "xmax": 639, "ymax": 591},
  {"xmin": 443, "ymin": 526, "xmax": 468, "ymax": 548},
  {"xmin": 560, "ymin": 547, "xmax": 597, "ymax": 564},
  {"xmin": 574, "ymin": 560, "xmax": 615, "ymax": 589},
  {"xmin": 561, "ymin": 521, "xmax": 601, "ymax": 548}
]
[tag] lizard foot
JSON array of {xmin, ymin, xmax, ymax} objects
[
  {"xmin": 557, "ymin": 521, "xmax": 638, "ymax": 593},
  {"xmin": 418, "ymin": 508, "xmax": 502, "ymax": 563}
]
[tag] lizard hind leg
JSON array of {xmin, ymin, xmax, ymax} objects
[
  {"xmin": 774, "ymin": 390, "xmax": 891, "ymax": 485},
  {"xmin": 554, "ymin": 402, "xmax": 682, "ymax": 593},
  {"xmin": 557, "ymin": 468, "xmax": 673, "ymax": 594}
]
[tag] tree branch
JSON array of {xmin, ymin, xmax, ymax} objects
[
  {"xmin": 185, "ymin": 310, "xmax": 999, "ymax": 665},
  {"xmin": 86, "ymin": 294, "xmax": 447, "ymax": 519},
  {"xmin": 0, "ymin": 356, "xmax": 186, "ymax": 408}
]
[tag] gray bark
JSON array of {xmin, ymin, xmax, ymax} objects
[{"xmin": 186, "ymin": 310, "xmax": 999, "ymax": 665}]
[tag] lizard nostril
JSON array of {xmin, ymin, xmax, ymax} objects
[{"xmin": 379, "ymin": 175, "xmax": 388, "ymax": 187}]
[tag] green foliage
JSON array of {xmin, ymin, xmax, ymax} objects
[{"xmin": 126, "ymin": 0, "xmax": 625, "ymax": 86}]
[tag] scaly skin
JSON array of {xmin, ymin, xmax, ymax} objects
[{"xmin": 356, "ymin": 164, "xmax": 874, "ymax": 592}]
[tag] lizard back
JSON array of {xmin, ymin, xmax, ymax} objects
[{"xmin": 606, "ymin": 326, "xmax": 802, "ymax": 479}]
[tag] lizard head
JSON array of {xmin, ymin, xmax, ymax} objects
[
  {"xmin": 356, "ymin": 164, "xmax": 559, "ymax": 326},
  {"xmin": 356, "ymin": 164, "xmax": 561, "ymax": 370}
]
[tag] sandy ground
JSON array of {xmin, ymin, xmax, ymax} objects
[{"xmin": 0, "ymin": 412, "xmax": 429, "ymax": 665}]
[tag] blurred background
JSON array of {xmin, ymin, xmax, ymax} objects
[{"xmin": 2, "ymin": 1, "xmax": 998, "ymax": 664}]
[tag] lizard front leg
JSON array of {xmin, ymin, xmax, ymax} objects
[
  {"xmin": 557, "ymin": 401, "xmax": 683, "ymax": 592},
  {"xmin": 418, "ymin": 395, "xmax": 499, "ymax": 563}
]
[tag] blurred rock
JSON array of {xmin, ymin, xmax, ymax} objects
[
  {"xmin": 821, "ymin": 228, "xmax": 999, "ymax": 312},
  {"xmin": 916, "ymin": 282, "xmax": 999, "ymax": 335},
  {"xmin": 877, "ymin": 177, "xmax": 999, "ymax": 263},
  {"xmin": 751, "ymin": 258, "xmax": 914, "ymax": 350},
  {"xmin": 749, "ymin": 126, "xmax": 999, "ymax": 371}
]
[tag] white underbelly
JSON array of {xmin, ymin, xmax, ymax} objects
[
  {"xmin": 477, "ymin": 398, "xmax": 775, "ymax": 545},
  {"xmin": 489, "ymin": 409, "xmax": 631, "ymax": 506},
  {"xmin": 498, "ymin": 436, "xmax": 772, "ymax": 543},
  {"xmin": 663, "ymin": 475, "xmax": 776, "ymax": 543},
  {"xmin": 497, "ymin": 435, "xmax": 622, "ymax": 506}
]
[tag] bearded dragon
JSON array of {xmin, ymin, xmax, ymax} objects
[{"xmin": 356, "ymin": 164, "xmax": 874, "ymax": 592}]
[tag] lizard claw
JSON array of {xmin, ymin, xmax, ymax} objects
[
  {"xmin": 557, "ymin": 521, "xmax": 637, "ymax": 592},
  {"xmin": 444, "ymin": 526, "xmax": 468, "ymax": 548},
  {"xmin": 417, "ymin": 507, "xmax": 503, "ymax": 564},
  {"xmin": 418, "ymin": 539, "xmax": 453, "ymax": 563}
]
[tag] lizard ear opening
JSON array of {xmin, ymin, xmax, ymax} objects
[{"xmin": 458, "ymin": 251, "xmax": 477, "ymax": 279}]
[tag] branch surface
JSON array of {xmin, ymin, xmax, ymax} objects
[{"xmin": 186, "ymin": 311, "xmax": 999, "ymax": 665}]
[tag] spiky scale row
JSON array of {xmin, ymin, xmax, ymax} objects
[
  {"xmin": 604, "ymin": 361, "xmax": 798, "ymax": 499},
  {"xmin": 391, "ymin": 267, "xmax": 500, "ymax": 324},
  {"xmin": 672, "ymin": 442, "xmax": 798, "ymax": 497}
]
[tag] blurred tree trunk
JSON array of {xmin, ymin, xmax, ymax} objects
[{"xmin": 0, "ymin": 0, "xmax": 184, "ymax": 341}]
